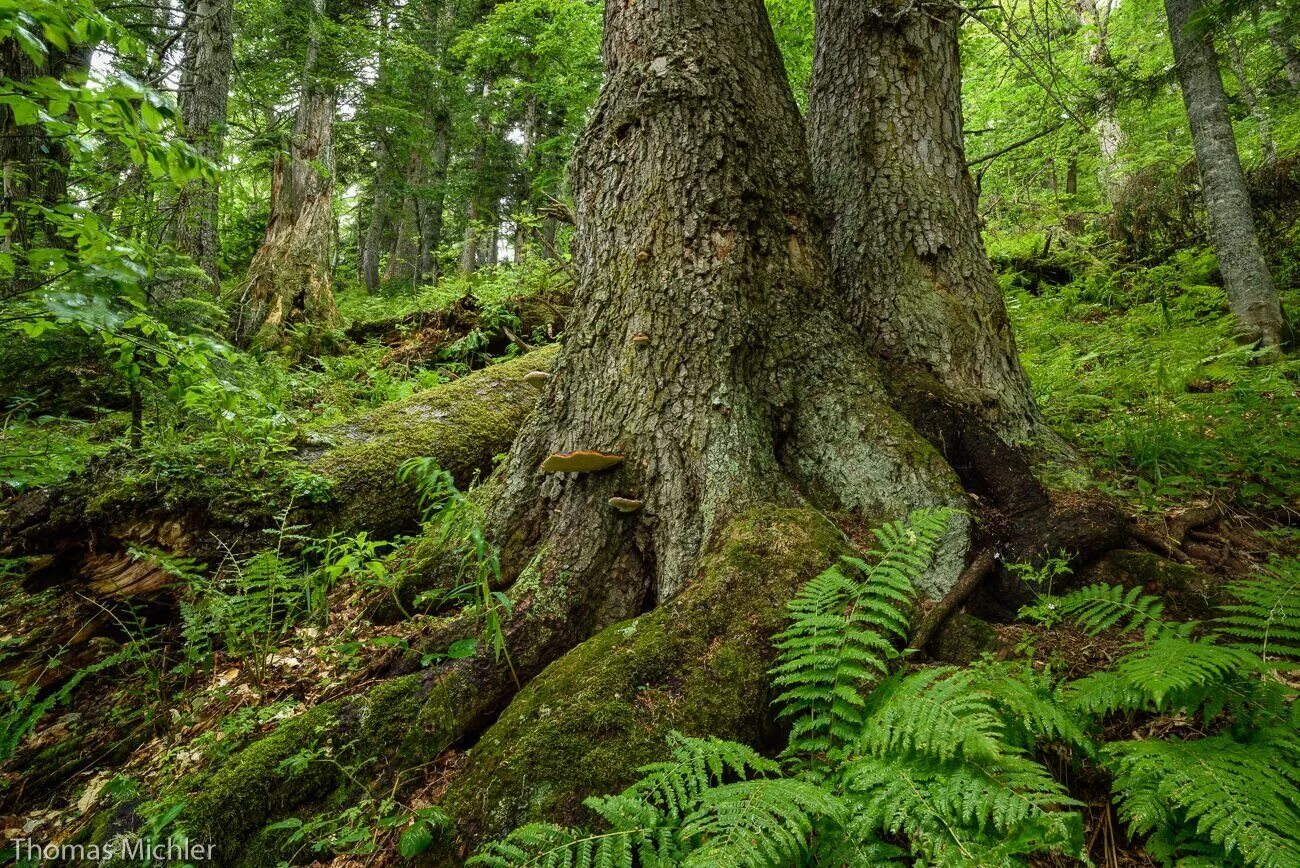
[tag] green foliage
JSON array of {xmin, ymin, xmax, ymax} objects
[
  {"xmin": 771, "ymin": 508, "xmax": 951, "ymax": 761},
  {"xmin": 1216, "ymin": 561, "xmax": 1300, "ymax": 663},
  {"xmin": 1020, "ymin": 581, "xmax": 1166, "ymax": 638},
  {"xmin": 1106, "ymin": 732, "xmax": 1300, "ymax": 868},
  {"xmin": 473, "ymin": 510, "xmax": 1087, "ymax": 867},
  {"xmin": 1029, "ymin": 573, "xmax": 1300, "ymax": 865},
  {"xmin": 398, "ymin": 457, "xmax": 511, "ymax": 665},
  {"xmin": 1011, "ymin": 262, "xmax": 1300, "ymax": 510}
]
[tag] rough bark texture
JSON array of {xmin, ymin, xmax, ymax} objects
[
  {"xmin": 419, "ymin": 113, "xmax": 451, "ymax": 282},
  {"xmin": 807, "ymin": 0, "xmax": 1045, "ymax": 444},
  {"xmin": 488, "ymin": 0, "xmax": 963, "ymax": 613},
  {"xmin": 1166, "ymin": 0, "xmax": 1285, "ymax": 352},
  {"xmin": 172, "ymin": 0, "xmax": 234, "ymax": 295},
  {"xmin": 231, "ymin": 0, "xmax": 338, "ymax": 349}
]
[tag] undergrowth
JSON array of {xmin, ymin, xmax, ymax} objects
[{"xmin": 474, "ymin": 511, "xmax": 1300, "ymax": 868}]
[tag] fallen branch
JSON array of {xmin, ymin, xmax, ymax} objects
[{"xmin": 907, "ymin": 549, "xmax": 997, "ymax": 652}]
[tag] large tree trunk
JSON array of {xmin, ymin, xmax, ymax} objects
[
  {"xmin": 806, "ymin": 0, "xmax": 1045, "ymax": 444},
  {"xmin": 231, "ymin": 0, "xmax": 338, "ymax": 349},
  {"xmin": 73, "ymin": 1, "xmax": 1132, "ymax": 859},
  {"xmin": 1166, "ymin": 0, "xmax": 1285, "ymax": 353},
  {"xmin": 171, "ymin": 0, "xmax": 233, "ymax": 296}
]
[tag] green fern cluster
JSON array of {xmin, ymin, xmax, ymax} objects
[
  {"xmin": 475, "ymin": 509, "xmax": 1086, "ymax": 867},
  {"xmin": 475, "ymin": 530, "xmax": 1300, "ymax": 867},
  {"xmin": 1026, "ymin": 565, "xmax": 1300, "ymax": 866},
  {"xmin": 771, "ymin": 507, "xmax": 950, "ymax": 761}
]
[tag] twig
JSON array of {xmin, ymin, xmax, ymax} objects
[
  {"xmin": 501, "ymin": 325, "xmax": 533, "ymax": 353},
  {"xmin": 907, "ymin": 549, "xmax": 997, "ymax": 652}
]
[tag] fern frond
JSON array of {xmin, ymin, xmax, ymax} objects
[
  {"xmin": 771, "ymin": 508, "xmax": 952, "ymax": 759},
  {"xmin": 857, "ymin": 668, "xmax": 1007, "ymax": 764},
  {"xmin": 1068, "ymin": 632, "xmax": 1260, "ymax": 719},
  {"xmin": 1105, "ymin": 731, "xmax": 1300, "ymax": 867},
  {"xmin": 680, "ymin": 778, "xmax": 845, "ymax": 866},
  {"xmin": 627, "ymin": 734, "xmax": 779, "ymax": 820},
  {"xmin": 968, "ymin": 660, "xmax": 1091, "ymax": 753},
  {"xmin": 1216, "ymin": 564, "xmax": 1300, "ymax": 664},
  {"xmin": 844, "ymin": 752, "xmax": 1082, "ymax": 866},
  {"xmin": 1021, "ymin": 582, "xmax": 1165, "ymax": 638}
]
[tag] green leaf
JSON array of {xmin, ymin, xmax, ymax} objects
[{"xmin": 398, "ymin": 821, "xmax": 434, "ymax": 857}]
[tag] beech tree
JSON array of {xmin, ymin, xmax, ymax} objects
[{"xmin": 1166, "ymin": 0, "xmax": 1286, "ymax": 352}]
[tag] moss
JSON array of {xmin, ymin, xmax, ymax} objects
[
  {"xmin": 311, "ymin": 345, "xmax": 558, "ymax": 538},
  {"xmin": 1079, "ymin": 548, "xmax": 1221, "ymax": 620},
  {"xmin": 439, "ymin": 505, "xmax": 849, "ymax": 850},
  {"xmin": 927, "ymin": 612, "xmax": 1000, "ymax": 664},
  {"xmin": 179, "ymin": 703, "xmax": 342, "ymax": 858}
]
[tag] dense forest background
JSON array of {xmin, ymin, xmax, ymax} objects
[{"xmin": 2, "ymin": 0, "xmax": 1300, "ymax": 864}]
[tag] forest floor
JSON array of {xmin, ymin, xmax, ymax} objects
[{"xmin": 1, "ymin": 236, "xmax": 1298, "ymax": 865}]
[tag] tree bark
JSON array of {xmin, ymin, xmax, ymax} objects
[
  {"xmin": 806, "ymin": 0, "xmax": 1046, "ymax": 444},
  {"xmin": 486, "ymin": 0, "xmax": 965, "ymax": 627},
  {"xmin": 232, "ymin": 0, "xmax": 338, "ymax": 349},
  {"xmin": 460, "ymin": 79, "xmax": 493, "ymax": 275},
  {"xmin": 1166, "ymin": 0, "xmax": 1285, "ymax": 353},
  {"xmin": 360, "ymin": 139, "xmax": 391, "ymax": 293},
  {"xmin": 418, "ymin": 113, "xmax": 451, "ymax": 283},
  {"xmin": 171, "ymin": 0, "xmax": 233, "ymax": 297},
  {"xmin": 1, "ymin": 40, "xmax": 85, "ymax": 292}
]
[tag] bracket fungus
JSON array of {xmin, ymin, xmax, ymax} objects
[
  {"xmin": 609, "ymin": 497, "xmax": 643, "ymax": 513},
  {"xmin": 540, "ymin": 450, "xmax": 625, "ymax": 473},
  {"xmin": 630, "ymin": 333, "xmax": 650, "ymax": 347},
  {"xmin": 523, "ymin": 371, "xmax": 551, "ymax": 390},
  {"xmin": 635, "ymin": 249, "xmax": 652, "ymax": 263}
]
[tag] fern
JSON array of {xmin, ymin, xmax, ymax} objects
[
  {"xmin": 770, "ymin": 508, "xmax": 951, "ymax": 760},
  {"xmin": 1068, "ymin": 626, "xmax": 1261, "ymax": 720},
  {"xmin": 473, "ymin": 510, "xmax": 1093, "ymax": 868},
  {"xmin": 1216, "ymin": 562, "xmax": 1300, "ymax": 664},
  {"xmin": 968, "ymin": 660, "xmax": 1091, "ymax": 752},
  {"xmin": 1105, "ymin": 731, "xmax": 1300, "ymax": 867},
  {"xmin": 680, "ymin": 778, "xmax": 846, "ymax": 866},
  {"xmin": 843, "ymin": 668, "xmax": 1084, "ymax": 864},
  {"xmin": 1021, "ymin": 581, "xmax": 1165, "ymax": 638}
]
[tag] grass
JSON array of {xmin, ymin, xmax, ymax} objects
[{"xmin": 1003, "ymin": 238, "xmax": 1300, "ymax": 512}]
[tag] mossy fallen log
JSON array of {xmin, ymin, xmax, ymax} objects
[{"xmin": 0, "ymin": 345, "xmax": 559, "ymax": 591}]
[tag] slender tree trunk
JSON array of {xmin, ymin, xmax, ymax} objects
[
  {"xmin": 360, "ymin": 140, "xmax": 390, "ymax": 293},
  {"xmin": 418, "ymin": 113, "xmax": 451, "ymax": 282},
  {"xmin": 1268, "ymin": 19, "xmax": 1300, "ymax": 90},
  {"xmin": 460, "ymin": 79, "xmax": 493, "ymax": 275},
  {"xmin": 1, "ymin": 41, "xmax": 85, "ymax": 292},
  {"xmin": 1226, "ymin": 35, "xmax": 1277, "ymax": 166},
  {"xmin": 514, "ymin": 90, "xmax": 539, "ymax": 262},
  {"xmin": 1084, "ymin": 0, "xmax": 1126, "ymax": 209},
  {"xmin": 807, "ymin": 0, "xmax": 1046, "ymax": 443},
  {"xmin": 232, "ymin": 0, "xmax": 338, "ymax": 349},
  {"xmin": 171, "ymin": 0, "xmax": 233, "ymax": 297},
  {"xmin": 1166, "ymin": 0, "xmax": 1284, "ymax": 353}
]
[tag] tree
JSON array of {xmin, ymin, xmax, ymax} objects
[
  {"xmin": 231, "ymin": 0, "xmax": 339, "ymax": 349},
  {"xmin": 1165, "ymin": 0, "xmax": 1286, "ymax": 353},
  {"xmin": 807, "ymin": 0, "xmax": 1046, "ymax": 445},
  {"xmin": 171, "ymin": 0, "xmax": 234, "ymax": 296}
]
